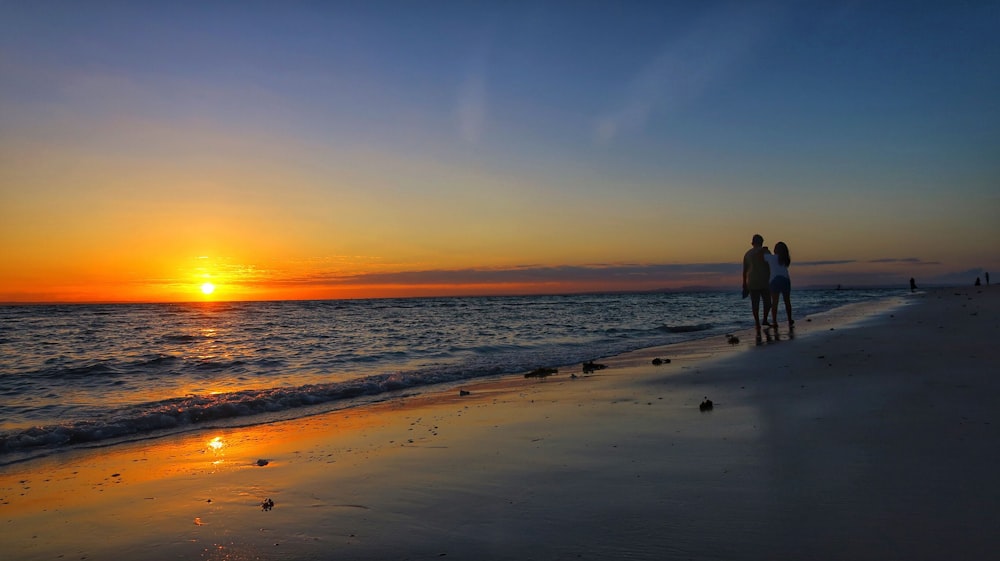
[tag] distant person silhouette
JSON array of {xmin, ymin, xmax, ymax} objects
[
  {"xmin": 764, "ymin": 241, "xmax": 794, "ymax": 328},
  {"xmin": 742, "ymin": 234, "xmax": 771, "ymax": 333},
  {"xmin": 987, "ymin": 272, "xmax": 991, "ymax": 286},
  {"xmin": 975, "ymin": 277, "xmax": 981, "ymax": 286},
  {"xmin": 910, "ymin": 277, "xmax": 917, "ymax": 292}
]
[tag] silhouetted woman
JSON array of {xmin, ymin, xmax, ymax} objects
[{"xmin": 763, "ymin": 242, "xmax": 793, "ymax": 328}]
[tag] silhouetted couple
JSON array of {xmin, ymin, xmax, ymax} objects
[{"xmin": 742, "ymin": 234, "xmax": 793, "ymax": 334}]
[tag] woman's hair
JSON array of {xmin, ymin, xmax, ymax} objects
[{"xmin": 775, "ymin": 242, "xmax": 791, "ymax": 267}]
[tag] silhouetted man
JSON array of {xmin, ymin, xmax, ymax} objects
[{"xmin": 742, "ymin": 234, "xmax": 771, "ymax": 331}]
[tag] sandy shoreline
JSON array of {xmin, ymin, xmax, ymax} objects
[{"xmin": 2, "ymin": 287, "xmax": 998, "ymax": 560}]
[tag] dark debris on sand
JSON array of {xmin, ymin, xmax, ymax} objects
[{"xmin": 525, "ymin": 367, "xmax": 558, "ymax": 378}]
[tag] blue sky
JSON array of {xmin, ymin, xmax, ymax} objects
[{"xmin": 1, "ymin": 1, "xmax": 998, "ymax": 301}]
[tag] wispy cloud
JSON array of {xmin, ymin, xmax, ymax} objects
[
  {"xmin": 798, "ymin": 260, "xmax": 857, "ymax": 267},
  {"xmin": 454, "ymin": 21, "xmax": 497, "ymax": 144},
  {"xmin": 127, "ymin": 256, "xmax": 975, "ymax": 300},
  {"xmin": 868, "ymin": 257, "xmax": 940, "ymax": 265},
  {"xmin": 594, "ymin": 6, "xmax": 772, "ymax": 144},
  {"xmin": 456, "ymin": 70, "xmax": 487, "ymax": 143},
  {"xmin": 256, "ymin": 262, "xmax": 741, "ymax": 290},
  {"xmin": 151, "ymin": 256, "xmax": 947, "ymax": 295},
  {"xmin": 801, "ymin": 258, "xmax": 942, "ymax": 267}
]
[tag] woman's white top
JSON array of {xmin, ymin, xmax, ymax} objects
[{"xmin": 764, "ymin": 253, "xmax": 790, "ymax": 281}]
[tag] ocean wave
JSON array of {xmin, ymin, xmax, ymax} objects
[
  {"xmin": 193, "ymin": 358, "xmax": 248, "ymax": 372},
  {"xmin": 658, "ymin": 323, "xmax": 713, "ymax": 333},
  {"xmin": 161, "ymin": 334, "xmax": 202, "ymax": 343},
  {"xmin": 27, "ymin": 354, "xmax": 186, "ymax": 380},
  {"xmin": 138, "ymin": 354, "xmax": 181, "ymax": 368},
  {"xmin": 0, "ymin": 341, "xmax": 627, "ymax": 458},
  {"xmin": 30, "ymin": 361, "xmax": 123, "ymax": 380},
  {"xmin": 0, "ymin": 367, "xmax": 500, "ymax": 457},
  {"xmin": 0, "ymin": 289, "xmax": 901, "ymax": 461}
]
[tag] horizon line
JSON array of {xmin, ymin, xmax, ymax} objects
[{"xmin": 0, "ymin": 283, "xmax": 933, "ymax": 306}]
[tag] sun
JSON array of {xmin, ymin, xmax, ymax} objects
[{"xmin": 200, "ymin": 282, "xmax": 216, "ymax": 295}]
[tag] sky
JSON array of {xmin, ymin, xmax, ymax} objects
[{"xmin": 1, "ymin": 1, "xmax": 998, "ymax": 303}]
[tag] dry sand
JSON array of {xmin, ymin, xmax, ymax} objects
[{"xmin": 2, "ymin": 287, "xmax": 998, "ymax": 560}]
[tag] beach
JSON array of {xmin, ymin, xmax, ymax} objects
[{"xmin": 2, "ymin": 287, "xmax": 998, "ymax": 560}]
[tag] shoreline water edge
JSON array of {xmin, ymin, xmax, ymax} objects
[
  {"xmin": 1, "ymin": 288, "xmax": 896, "ymax": 463},
  {"xmin": 2, "ymin": 286, "xmax": 998, "ymax": 560}
]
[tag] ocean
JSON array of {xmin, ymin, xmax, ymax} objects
[{"xmin": 0, "ymin": 289, "xmax": 899, "ymax": 462}]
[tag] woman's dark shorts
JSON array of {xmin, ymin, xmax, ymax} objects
[{"xmin": 770, "ymin": 275, "xmax": 791, "ymax": 296}]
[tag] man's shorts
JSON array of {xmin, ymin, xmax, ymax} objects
[
  {"xmin": 769, "ymin": 276, "xmax": 791, "ymax": 296},
  {"xmin": 750, "ymin": 288, "xmax": 770, "ymax": 308}
]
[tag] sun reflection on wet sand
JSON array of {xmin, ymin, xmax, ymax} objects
[
  {"xmin": 207, "ymin": 436, "xmax": 225, "ymax": 465},
  {"xmin": 0, "ymin": 386, "xmax": 521, "ymax": 560}
]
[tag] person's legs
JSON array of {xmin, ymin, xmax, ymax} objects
[
  {"xmin": 762, "ymin": 290, "xmax": 772, "ymax": 325},
  {"xmin": 750, "ymin": 291, "xmax": 762, "ymax": 328},
  {"xmin": 783, "ymin": 290, "xmax": 793, "ymax": 326},
  {"xmin": 770, "ymin": 292, "xmax": 780, "ymax": 326}
]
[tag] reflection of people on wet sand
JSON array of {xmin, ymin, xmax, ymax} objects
[
  {"xmin": 742, "ymin": 234, "xmax": 771, "ymax": 332},
  {"xmin": 910, "ymin": 277, "xmax": 917, "ymax": 292},
  {"xmin": 764, "ymin": 241, "xmax": 794, "ymax": 328}
]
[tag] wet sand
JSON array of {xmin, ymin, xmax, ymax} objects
[{"xmin": 2, "ymin": 287, "xmax": 998, "ymax": 560}]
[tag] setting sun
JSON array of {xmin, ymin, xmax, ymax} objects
[{"xmin": 200, "ymin": 282, "xmax": 216, "ymax": 295}]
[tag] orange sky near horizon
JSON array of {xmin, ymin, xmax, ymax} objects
[
  {"xmin": 1, "ymin": 123, "xmax": 995, "ymax": 303},
  {"xmin": 2, "ymin": 3, "xmax": 997, "ymax": 303}
]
